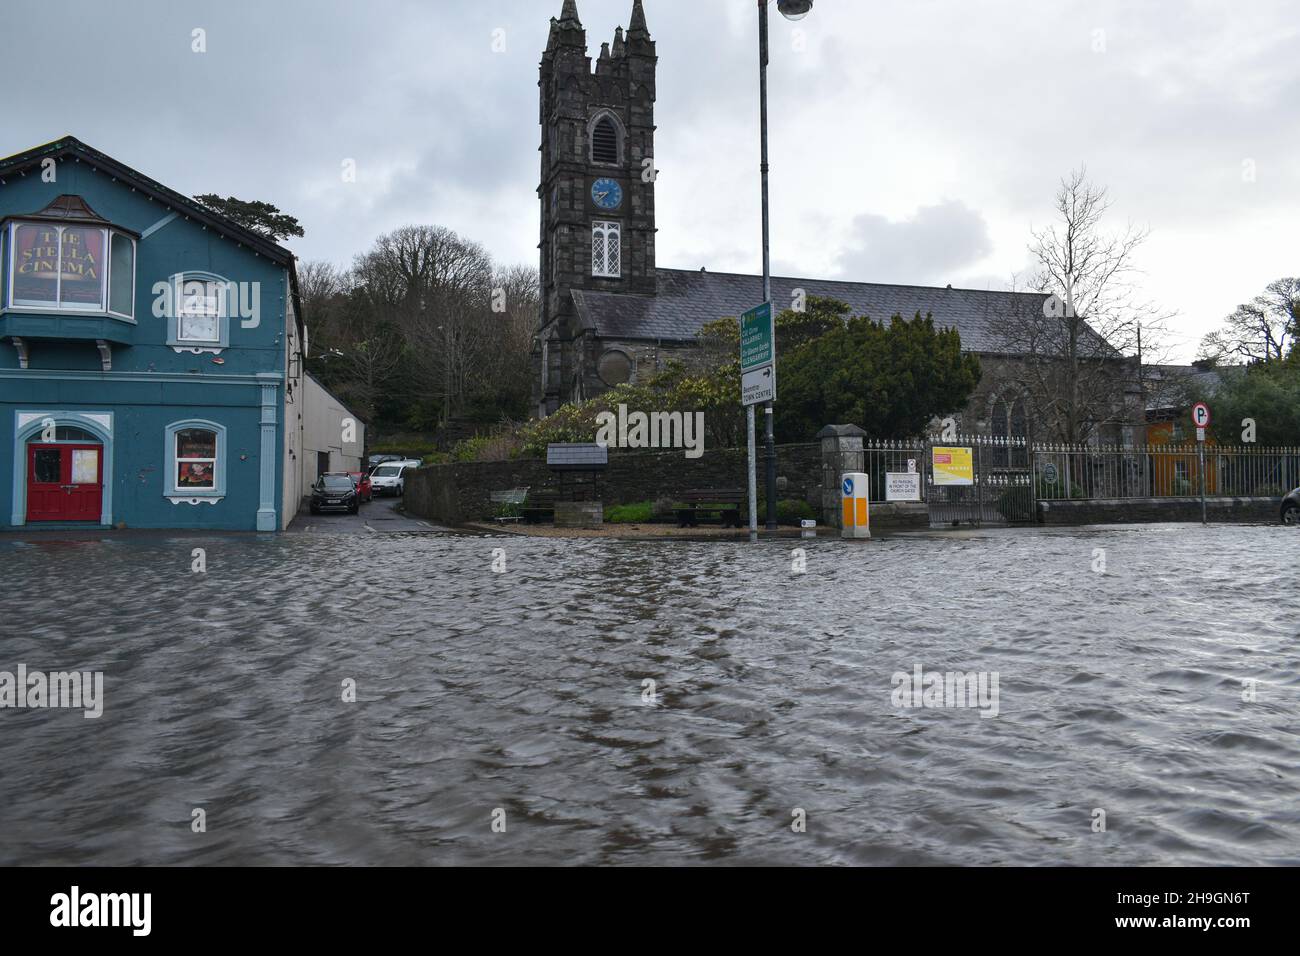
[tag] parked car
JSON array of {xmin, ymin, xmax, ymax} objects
[
  {"xmin": 367, "ymin": 454, "xmax": 403, "ymax": 469},
  {"xmin": 347, "ymin": 471, "xmax": 373, "ymax": 503},
  {"xmin": 369, "ymin": 463, "xmax": 411, "ymax": 497},
  {"xmin": 310, "ymin": 474, "xmax": 360, "ymax": 515},
  {"xmin": 1282, "ymin": 487, "xmax": 1300, "ymax": 525}
]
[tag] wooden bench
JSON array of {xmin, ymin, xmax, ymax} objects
[
  {"xmin": 490, "ymin": 488, "xmax": 528, "ymax": 524},
  {"xmin": 676, "ymin": 489, "xmax": 745, "ymax": 528}
]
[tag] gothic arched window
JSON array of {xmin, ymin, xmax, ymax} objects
[
  {"xmin": 590, "ymin": 113, "xmax": 621, "ymax": 165},
  {"xmin": 592, "ymin": 221, "xmax": 621, "ymax": 278},
  {"xmin": 990, "ymin": 396, "xmax": 1029, "ymax": 467}
]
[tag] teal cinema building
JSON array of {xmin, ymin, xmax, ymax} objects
[{"xmin": 0, "ymin": 137, "xmax": 360, "ymax": 531}]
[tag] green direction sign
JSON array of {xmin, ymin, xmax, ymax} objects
[{"xmin": 741, "ymin": 302, "xmax": 774, "ymax": 372}]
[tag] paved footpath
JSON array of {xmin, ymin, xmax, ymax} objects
[{"xmin": 286, "ymin": 497, "xmax": 450, "ymax": 535}]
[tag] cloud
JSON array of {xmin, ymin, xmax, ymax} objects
[{"xmin": 834, "ymin": 201, "xmax": 994, "ymax": 286}]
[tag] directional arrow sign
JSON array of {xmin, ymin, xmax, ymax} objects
[{"xmin": 742, "ymin": 364, "xmax": 776, "ymax": 406}]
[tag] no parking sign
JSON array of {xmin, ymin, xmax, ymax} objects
[{"xmin": 1192, "ymin": 402, "xmax": 1211, "ymax": 441}]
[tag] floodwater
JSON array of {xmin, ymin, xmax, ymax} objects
[{"xmin": 1, "ymin": 524, "xmax": 1297, "ymax": 866}]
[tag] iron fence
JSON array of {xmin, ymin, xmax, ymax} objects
[
  {"xmin": 861, "ymin": 439, "xmax": 929, "ymax": 503},
  {"xmin": 1033, "ymin": 443, "xmax": 1300, "ymax": 500},
  {"xmin": 845, "ymin": 437, "xmax": 1297, "ymax": 528}
]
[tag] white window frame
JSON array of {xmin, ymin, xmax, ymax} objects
[
  {"xmin": 164, "ymin": 420, "xmax": 226, "ymax": 504},
  {"xmin": 106, "ymin": 232, "xmax": 137, "ymax": 320},
  {"xmin": 164, "ymin": 272, "xmax": 231, "ymax": 353},
  {"xmin": 178, "ymin": 278, "xmax": 225, "ymax": 343},
  {"xmin": 592, "ymin": 220, "xmax": 621, "ymax": 279}
]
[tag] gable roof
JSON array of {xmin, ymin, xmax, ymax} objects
[
  {"xmin": 572, "ymin": 267, "xmax": 1117, "ymax": 356},
  {"xmin": 0, "ymin": 136, "xmax": 295, "ymax": 266}
]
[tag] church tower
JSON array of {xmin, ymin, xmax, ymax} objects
[{"xmin": 534, "ymin": 0, "xmax": 657, "ymax": 416}]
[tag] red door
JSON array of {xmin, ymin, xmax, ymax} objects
[{"xmin": 26, "ymin": 443, "xmax": 103, "ymax": 522}]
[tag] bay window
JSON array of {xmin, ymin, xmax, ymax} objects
[{"xmin": 5, "ymin": 220, "xmax": 135, "ymax": 319}]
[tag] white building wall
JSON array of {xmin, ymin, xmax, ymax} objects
[
  {"xmin": 300, "ymin": 371, "xmax": 364, "ymax": 499},
  {"xmin": 281, "ymin": 287, "xmax": 305, "ymax": 529}
]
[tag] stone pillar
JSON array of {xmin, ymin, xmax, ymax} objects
[{"xmin": 817, "ymin": 424, "xmax": 867, "ymax": 529}]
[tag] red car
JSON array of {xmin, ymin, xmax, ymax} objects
[{"xmin": 347, "ymin": 471, "xmax": 373, "ymax": 503}]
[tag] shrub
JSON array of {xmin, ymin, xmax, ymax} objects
[
  {"xmin": 605, "ymin": 501, "xmax": 654, "ymax": 524},
  {"xmin": 651, "ymin": 497, "xmax": 676, "ymax": 518},
  {"xmin": 776, "ymin": 499, "xmax": 816, "ymax": 525},
  {"xmin": 451, "ymin": 433, "xmax": 522, "ymax": 463},
  {"xmin": 1036, "ymin": 478, "xmax": 1083, "ymax": 500},
  {"xmin": 997, "ymin": 486, "xmax": 1034, "ymax": 521}
]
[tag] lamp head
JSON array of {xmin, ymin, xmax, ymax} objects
[{"xmin": 776, "ymin": 0, "xmax": 813, "ymax": 20}]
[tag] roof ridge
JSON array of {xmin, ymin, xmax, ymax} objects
[
  {"xmin": 656, "ymin": 266, "xmax": 1047, "ymax": 298},
  {"xmin": 0, "ymin": 135, "xmax": 295, "ymax": 265}
]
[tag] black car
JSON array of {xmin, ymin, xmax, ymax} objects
[
  {"xmin": 1282, "ymin": 487, "xmax": 1300, "ymax": 525},
  {"xmin": 310, "ymin": 474, "xmax": 359, "ymax": 515}
]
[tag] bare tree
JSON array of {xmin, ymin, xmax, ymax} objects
[
  {"xmin": 991, "ymin": 168, "xmax": 1174, "ymax": 443},
  {"xmin": 296, "ymin": 259, "xmax": 347, "ymax": 343},
  {"xmin": 1198, "ymin": 277, "xmax": 1300, "ymax": 364}
]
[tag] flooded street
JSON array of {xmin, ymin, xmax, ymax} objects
[{"xmin": 1, "ymin": 523, "xmax": 1297, "ymax": 866}]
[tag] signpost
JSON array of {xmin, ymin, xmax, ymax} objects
[
  {"xmin": 1192, "ymin": 402, "xmax": 1211, "ymax": 524},
  {"xmin": 741, "ymin": 302, "xmax": 776, "ymax": 540}
]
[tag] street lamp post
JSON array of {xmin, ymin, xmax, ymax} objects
[{"xmin": 755, "ymin": 0, "xmax": 813, "ymax": 534}]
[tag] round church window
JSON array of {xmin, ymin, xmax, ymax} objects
[{"xmin": 597, "ymin": 349, "xmax": 633, "ymax": 387}]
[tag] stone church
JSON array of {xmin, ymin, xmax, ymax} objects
[{"xmin": 531, "ymin": 0, "xmax": 1141, "ymax": 445}]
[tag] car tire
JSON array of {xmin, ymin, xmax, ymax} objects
[{"xmin": 1283, "ymin": 504, "xmax": 1299, "ymax": 525}]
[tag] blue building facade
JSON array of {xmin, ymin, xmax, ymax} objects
[{"xmin": 0, "ymin": 137, "xmax": 310, "ymax": 531}]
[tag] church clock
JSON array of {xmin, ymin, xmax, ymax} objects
[{"xmin": 590, "ymin": 177, "xmax": 623, "ymax": 211}]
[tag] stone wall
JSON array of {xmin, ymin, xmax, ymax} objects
[
  {"xmin": 1038, "ymin": 496, "xmax": 1280, "ymax": 525},
  {"xmin": 404, "ymin": 442, "xmax": 823, "ymax": 526}
]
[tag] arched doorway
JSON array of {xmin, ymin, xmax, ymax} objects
[{"xmin": 25, "ymin": 425, "xmax": 104, "ymax": 522}]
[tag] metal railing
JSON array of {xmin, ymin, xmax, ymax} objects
[
  {"xmin": 1032, "ymin": 443, "xmax": 1300, "ymax": 500},
  {"xmin": 861, "ymin": 439, "xmax": 929, "ymax": 502}
]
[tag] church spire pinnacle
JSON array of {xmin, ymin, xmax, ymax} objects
[
  {"xmin": 559, "ymin": 0, "xmax": 582, "ymax": 29},
  {"xmin": 627, "ymin": 0, "xmax": 650, "ymax": 39},
  {"xmin": 612, "ymin": 26, "xmax": 626, "ymax": 57}
]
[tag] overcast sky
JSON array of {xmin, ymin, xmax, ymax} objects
[{"xmin": 3, "ymin": 0, "xmax": 1297, "ymax": 361}]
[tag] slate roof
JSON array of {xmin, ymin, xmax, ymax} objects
[
  {"xmin": 572, "ymin": 268, "xmax": 1116, "ymax": 356},
  {"xmin": 1145, "ymin": 363, "xmax": 1224, "ymax": 412},
  {"xmin": 546, "ymin": 443, "xmax": 609, "ymax": 470}
]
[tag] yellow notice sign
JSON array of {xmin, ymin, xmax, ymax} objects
[{"xmin": 932, "ymin": 447, "xmax": 974, "ymax": 486}]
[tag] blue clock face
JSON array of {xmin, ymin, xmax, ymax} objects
[{"xmin": 591, "ymin": 178, "xmax": 623, "ymax": 211}]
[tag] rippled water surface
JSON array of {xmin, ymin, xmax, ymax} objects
[{"xmin": 1, "ymin": 524, "xmax": 1297, "ymax": 865}]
